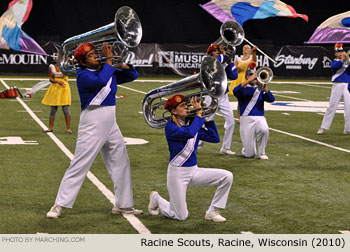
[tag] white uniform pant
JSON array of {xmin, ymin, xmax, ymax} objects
[
  {"xmin": 321, "ymin": 82, "xmax": 350, "ymax": 131},
  {"xmin": 240, "ymin": 116, "xmax": 269, "ymax": 158},
  {"xmin": 155, "ymin": 164, "xmax": 233, "ymax": 220},
  {"xmin": 55, "ymin": 105, "xmax": 134, "ymax": 208},
  {"xmin": 207, "ymin": 94, "xmax": 235, "ymax": 150}
]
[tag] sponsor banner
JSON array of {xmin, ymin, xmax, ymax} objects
[
  {"xmin": 127, "ymin": 43, "xmax": 208, "ymax": 76},
  {"xmin": 0, "ymin": 42, "xmax": 335, "ymax": 78},
  {"xmin": 270, "ymin": 45, "xmax": 333, "ymax": 77},
  {"xmin": 0, "ymin": 49, "xmax": 49, "ymax": 73}
]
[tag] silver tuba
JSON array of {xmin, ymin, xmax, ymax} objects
[
  {"xmin": 142, "ymin": 57, "xmax": 227, "ymax": 129},
  {"xmin": 212, "ymin": 21, "xmax": 245, "ymax": 61},
  {"xmin": 58, "ymin": 6, "xmax": 142, "ymax": 74}
]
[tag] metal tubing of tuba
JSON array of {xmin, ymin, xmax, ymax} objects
[
  {"xmin": 212, "ymin": 21, "xmax": 245, "ymax": 61},
  {"xmin": 58, "ymin": 6, "xmax": 142, "ymax": 74},
  {"xmin": 142, "ymin": 57, "xmax": 227, "ymax": 129}
]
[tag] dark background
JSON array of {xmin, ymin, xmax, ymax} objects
[{"xmin": 0, "ymin": 0, "xmax": 348, "ymax": 46}]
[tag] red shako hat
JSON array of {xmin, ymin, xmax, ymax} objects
[
  {"xmin": 207, "ymin": 44, "xmax": 220, "ymax": 55},
  {"xmin": 73, "ymin": 43, "xmax": 95, "ymax": 61},
  {"xmin": 164, "ymin": 94, "xmax": 185, "ymax": 112}
]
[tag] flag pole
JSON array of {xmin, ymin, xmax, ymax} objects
[{"xmin": 243, "ymin": 38, "xmax": 276, "ymax": 64}]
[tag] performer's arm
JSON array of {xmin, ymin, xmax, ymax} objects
[
  {"xmin": 216, "ymin": 54, "xmax": 226, "ymax": 64},
  {"xmin": 262, "ymin": 87, "xmax": 275, "ymax": 103},
  {"xmin": 234, "ymin": 73, "xmax": 257, "ymax": 99},
  {"xmin": 102, "ymin": 41, "xmax": 139, "ymax": 84},
  {"xmin": 114, "ymin": 64, "xmax": 139, "ymax": 84},
  {"xmin": 198, "ymin": 121, "xmax": 220, "ymax": 143},
  {"xmin": 331, "ymin": 60, "xmax": 344, "ymax": 70},
  {"xmin": 166, "ymin": 116, "xmax": 205, "ymax": 140},
  {"xmin": 225, "ymin": 63, "xmax": 238, "ymax": 80}
]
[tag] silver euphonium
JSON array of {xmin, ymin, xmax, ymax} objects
[
  {"xmin": 58, "ymin": 6, "xmax": 142, "ymax": 74},
  {"xmin": 255, "ymin": 67, "xmax": 274, "ymax": 90},
  {"xmin": 212, "ymin": 21, "xmax": 245, "ymax": 62},
  {"xmin": 346, "ymin": 50, "xmax": 350, "ymax": 65},
  {"xmin": 256, "ymin": 67, "xmax": 274, "ymax": 85},
  {"xmin": 142, "ymin": 57, "xmax": 227, "ymax": 129}
]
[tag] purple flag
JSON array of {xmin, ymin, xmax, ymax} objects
[{"xmin": 307, "ymin": 11, "xmax": 350, "ymax": 44}]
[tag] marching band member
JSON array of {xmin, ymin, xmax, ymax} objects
[
  {"xmin": 199, "ymin": 44, "xmax": 238, "ymax": 155},
  {"xmin": 317, "ymin": 43, "xmax": 350, "ymax": 135},
  {"xmin": 148, "ymin": 94, "xmax": 233, "ymax": 222},
  {"xmin": 47, "ymin": 42, "xmax": 142, "ymax": 218},
  {"xmin": 229, "ymin": 44, "xmax": 257, "ymax": 123},
  {"xmin": 233, "ymin": 62, "xmax": 275, "ymax": 160}
]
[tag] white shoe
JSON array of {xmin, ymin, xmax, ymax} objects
[
  {"xmin": 46, "ymin": 205, "xmax": 62, "ymax": 219},
  {"xmin": 205, "ymin": 209, "xmax": 226, "ymax": 222},
  {"xmin": 317, "ymin": 128, "xmax": 325, "ymax": 135},
  {"xmin": 148, "ymin": 191, "xmax": 159, "ymax": 216},
  {"xmin": 259, "ymin": 154, "xmax": 269, "ymax": 160},
  {"xmin": 220, "ymin": 148, "xmax": 236, "ymax": 155},
  {"xmin": 112, "ymin": 206, "xmax": 143, "ymax": 215},
  {"xmin": 344, "ymin": 130, "xmax": 350, "ymax": 135}
]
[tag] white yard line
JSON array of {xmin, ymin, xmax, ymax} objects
[
  {"xmin": 270, "ymin": 81, "xmax": 333, "ymax": 85},
  {"xmin": 0, "ymin": 79, "xmax": 151, "ymax": 235},
  {"xmin": 296, "ymin": 83, "xmax": 332, "ymax": 89},
  {"xmin": 268, "ymin": 127, "xmax": 350, "ymax": 153},
  {"xmin": 272, "ymin": 94, "xmax": 311, "ymax": 101}
]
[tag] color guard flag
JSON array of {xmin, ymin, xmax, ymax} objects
[
  {"xmin": 307, "ymin": 11, "xmax": 350, "ymax": 44},
  {"xmin": 200, "ymin": 0, "xmax": 308, "ymax": 25},
  {"xmin": 0, "ymin": 0, "xmax": 48, "ymax": 55}
]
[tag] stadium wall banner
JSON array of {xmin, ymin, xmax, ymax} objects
[
  {"xmin": 127, "ymin": 44, "xmax": 334, "ymax": 77},
  {"xmin": 0, "ymin": 49, "xmax": 49, "ymax": 73},
  {"xmin": 271, "ymin": 45, "xmax": 333, "ymax": 77},
  {"xmin": 0, "ymin": 43, "xmax": 335, "ymax": 77}
]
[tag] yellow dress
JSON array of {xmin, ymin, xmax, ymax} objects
[
  {"xmin": 42, "ymin": 64, "xmax": 71, "ymax": 106},
  {"xmin": 228, "ymin": 55, "xmax": 252, "ymax": 95}
]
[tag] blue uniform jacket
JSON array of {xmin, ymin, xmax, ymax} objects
[
  {"xmin": 216, "ymin": 54, "xmax": 238, "ymax": 81},
  {"xmin": 233, "ymin": 84, "xmax": 275, "ymax": 116},
  {"xmin": 331, "ymin": 60, "xmax": 350, "ymax": 83},
  {"xmin": 76, "ymin": 63, "xmax": 138, "ymax": 111},
  {"xmin": 216, "ymin": 54, "xmax": 238, "ymax": 93},
  {"xmin": 165, "ymin": 116, "xmax": 220, "ymax": 167}
]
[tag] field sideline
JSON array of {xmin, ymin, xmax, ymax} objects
[{"xmin": 0, "ymin": 76, "xmax": 349, "ymax": 234}]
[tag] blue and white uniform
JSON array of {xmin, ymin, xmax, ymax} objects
[
  {"xmin": 206, "ymin": 54, "xmax": 238, "ymax": 153},
  {"xmin": 320, "ymin": 59, "xmax": 350, "ymax": 132},
  {"xmin": 153, "ymin": 116, "xmax": 233, "ymax": 220},
  {"xmin": 54, "ymin": 63, "xmax": 139, "ymax": 209},
  {"xmin": 233, "ymin": 83, "xmax": 275, "ymax": 158}
]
